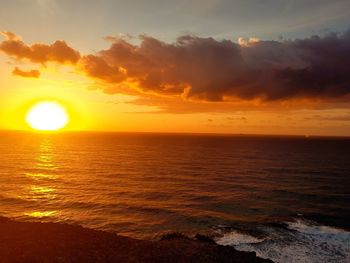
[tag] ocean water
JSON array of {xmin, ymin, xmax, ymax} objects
[{"xmin": 0, "ymin": 131, "xmax": 349, "ymax": 262}]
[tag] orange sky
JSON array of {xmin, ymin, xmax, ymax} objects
[{"xmin": 0, "ymin": 1, "xmax": 350, "ymax": 136}]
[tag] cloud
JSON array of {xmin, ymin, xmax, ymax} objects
[
  {"xmin": 1, "ymin": 30, "xmax": 350, "ymax": 109},
  {"xmin": 0, "ymin": 31, "xmax": 80, "ymax": 64},
  {"xmin": 80, "ymin": 55, "xmax": 127, "ymax": 83},
  {"xmin": 80, "ymin": 30, "xmax": 350, "ymax": 102},
  {"xmin": 0, "ymin": 31, "xmax": 21, "ymax": 41},
  {"xmin": 227, "ymin": 116, "xmax": 247, "ymax": 121},
  {"xmin": 305, "ymin": 114, "xmax": 350, "ymax": 121},
  {"xmin": 12, "ymin": 67, "xmax": 40, "ymax": 78},
  {"xmin": 238, "ymin": 37, "xmax": 260, "ymax": 47}
]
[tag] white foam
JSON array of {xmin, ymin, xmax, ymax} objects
[
  {"xmin": 216, "ymin": 231, "xmax": 264, "ymax": 246},
  {"xmin": 288, "ymin": 219, "xmax": 348, "ymax": 235},
  {"xmin": 215, "ymin": 219, "xmax": 350, "ymax": 263}
]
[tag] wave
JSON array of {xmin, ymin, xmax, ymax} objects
[{"xmin": 215, "ymin": 218, "xmax": 350, "ymax": 263}]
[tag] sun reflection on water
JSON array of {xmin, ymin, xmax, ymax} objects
[
  {"xmin": 24, "ymin": 137, "xmax": 59, "ymax": 218},
  {"xmin": 28, "ymin": 186, "xmax": 56, "ymax": 200},
  {"xmin": 24, "ymin": 211, "xmax": 57, "ymax": 218},
  {"xmin": 25, "ymin": 172, "xmax": 57, "ymax": 180}
]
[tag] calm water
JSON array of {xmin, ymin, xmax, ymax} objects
[{"xmin": 0, "ymin": 131, "xmax": 349, "ymax": 262}]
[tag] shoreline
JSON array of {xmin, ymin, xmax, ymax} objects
[{"xmin": 0, "ymin": 216, "xmax": 272, "ymax": 262}]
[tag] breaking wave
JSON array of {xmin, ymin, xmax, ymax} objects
[{"xmin": 215, "ymin": 219, "xmax": 350, "ymax": 263}]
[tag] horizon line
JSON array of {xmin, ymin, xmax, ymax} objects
[{"xmin": 1, "ymin": 129, "xmax": 349, "ymax": 139}]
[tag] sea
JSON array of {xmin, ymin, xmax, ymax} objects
[{"xmin": 0, "ymin": 131, "xmax": 349, "ymax": 263}]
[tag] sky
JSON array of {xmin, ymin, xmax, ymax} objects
[{"xmin": 0, "ymin": 0, "xmax": 350, "ymax": 136}]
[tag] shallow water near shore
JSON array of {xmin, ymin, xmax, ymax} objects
[{"xmin": 0, "ymin": 131, "xmax": 349, "ymax": 262}]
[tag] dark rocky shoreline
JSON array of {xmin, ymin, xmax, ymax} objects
[{"xmin": 0, "ymin": 217, "xmax": 272, "ymax": 262}]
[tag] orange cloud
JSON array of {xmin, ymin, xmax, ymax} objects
[
  {"xmin": 0, "ymin": 31, "xmax": 21, "ymax": 41},
  {"xmin": 0, "ymin": 32, "xmax": 80, "ymax": 64},
  {"xmin": 12, "ymin": 67, "xmax": 40, "ymax": 78},
  {"xmin": 238, "ymin": 37, "xmax": 260, "ymax": 47}
]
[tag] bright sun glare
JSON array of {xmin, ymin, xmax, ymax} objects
[{"xmin": 26, "ymin": 101, "xmax": 69, "ymax": 131}]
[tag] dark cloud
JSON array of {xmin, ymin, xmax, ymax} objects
[
  {"xmin": 81, "ymin": 55, "xmax": 126, "ymax": 83},
  {"xmin": 80, "ymin": 30, "xmax": 350, "ymax": 102},
  {"xmin": 0, "ymin": 32, "xmax": 80, "ymax": 64},
  {"xmin": 12, "ymin": 67, "xmax": 40, "ymax": 78}
]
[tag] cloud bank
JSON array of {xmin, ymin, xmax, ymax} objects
[
  {"xmin": 1, "ymin": 30, "xmax": 350, "ymax": 105},
  {"xmin": 82, "ymin": 31, "xmax": 350, "ymax": 102}
]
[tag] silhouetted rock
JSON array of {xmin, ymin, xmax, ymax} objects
[
  {"xmin": 195, "ymin": 234, "xmax": 216, "ymax": 244},
  {"xmin": 0, "ymin": 217, "xmax": 273, "ymax": 262}
]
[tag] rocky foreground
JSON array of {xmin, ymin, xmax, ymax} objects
[{"xmin": 0, "ymin": 217, "xmax": 272, "ymax": 263}]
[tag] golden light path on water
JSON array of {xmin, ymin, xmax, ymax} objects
[{"xmin": 23, "ymin": 138, "xmax": 57, "ymax": 218}]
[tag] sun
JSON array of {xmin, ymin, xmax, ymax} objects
[{"xmin": 26, "ymin": 101, "xmax": 69, "ymax": 131}]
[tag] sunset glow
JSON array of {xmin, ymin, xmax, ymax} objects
[
  {"xmin": 0, "ymin": 2, "xmax": 349, "ymax": 263},
  {"xmin": 26, "ymin": 101, "xmax": 69, "ymax": 131}
]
